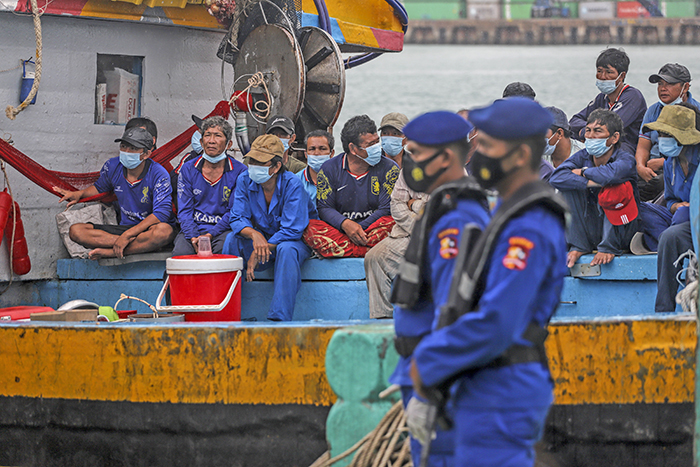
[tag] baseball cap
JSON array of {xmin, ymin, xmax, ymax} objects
[
  {"xmin": 114, "ymin": 127, "xmax": 154, "ymax": 150},
  {"xmin": 503, "ymin": 82, "xmax": 536, "ymax": 100},
  {"xmin": 192, "ymin": 114, "xmax": 204, "ymax": 130},
  {"xmin": 404, "ymin": 111, "xmax": 473, "ymax": 146},
  {"xmin": 546, "ymin": 106, "xmax": 570, "ymax": 132},
  {"xmin": 247, "ymin": 134, "xmax": 284, "ymax": 163},
  {"xmin": 643, "ymin": 105, "xmax": 700, "ymax": 146},
  {"xmin": 630, "ymin": 232, "xmax": 654, "ymax": 255},
  {"xmin": 469, "ymin": 98, "xmax": 553, "ymax": 140},
  {"xmin": 598, "ymin": 181, "xmax": 638, "ymax": 226},
  {"xmin": 266, "ymin": 115, "xmax": 295, "ymax": 135},
  {"xmin": 649, "ymin": 63, "xmax": 692, "ymax": 84},
  {"xmin": 380, "ymin": 112, "xmax": 409, "ymax": 133}
]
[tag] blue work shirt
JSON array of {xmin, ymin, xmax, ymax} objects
[
  {"xmin": 549, "ymin": 147, "xmax": 638, "ymax": 192},
  {"xmin": 229, "ymin": 170, "xmax": 318, "ymax": 244},
  {"xmin": 296, "ymin": 167, "xmax": 317, "ymax": 206},
  {"xmin": 390, "ymin": 199, "xmax": 490, "ymax": 386},
  {"xmin": 664, "ymin": 144, "xmax": 700, "ymax": 210},
  {"xmin": 316, "ymin": 154, "xmax": 400, "ymax": 230},
  {"xmin": 641, "ymin": 93, "xmax": 700, "ymax": 158},
  {"xmin": 94, "ymin": 157, "xmax": 172, "ymax": 226},
  {"xmin": 177, "ymin": 155, "xmax": 247, "ymax": 239},
  {"xmin": 569, "ymin": 85, "xmax": 647, "ymax": 156},
  {"xmin": 413, "ymin": 206, "xmax": 568, "ymax": 408}
]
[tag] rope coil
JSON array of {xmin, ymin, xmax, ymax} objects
[
  {"xmin": 5, "ymin": 0, "xmax": 42, "ymax": 120},
  {"xmin": 229, "ymin": 71, "xmax": 273, "ymax": 123}
]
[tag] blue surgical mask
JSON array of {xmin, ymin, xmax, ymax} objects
[
  {"xmin": 660, "ymin": 96, "xmax": 683, "ymax": 107},
  {"xmin": 119, "ymin": 150, "xmax": 143, "ymax": 169},
  {"xmin": 596, "ymin": 79, "xmax": 618, "ymax": 95},
  {"xmin": 279, "ymin": 138, "xmax": 290, "ymax": 152},
  {"xmin": 202, "ymin": 151, "xmax": 227, "ymax": 164},
  {"xmin": 658, "ymin": 137, "xmax": 683, "ymax": 158},
  {"xmin": 585, "ymin": 138, "xmax": 611, "ymax": 158},
  {"xmin": 307, "ymin": 154, "xmax": 330, "ymax": 172},
  {"xmin": 543, "ymin": 134, "xmax": 558, "ymax": 156},
  {"xmin": 381, "ymin": 136, "xmax": 404, "ymax": 157},
  {"xmin": 248, "ymin": 165, "xmax": 273, "ymax": 184},
  {"xmin": 364, "ymin": 142, "xmax": 383, "ymax": 166},
  {"xmin": 191, "ymin": 131, "xmax": 203, "ymax": 153}
]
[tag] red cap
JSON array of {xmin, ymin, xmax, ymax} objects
[{"xmin": 598, "ymin": 181, "xmax": 638, "ymax": 226}]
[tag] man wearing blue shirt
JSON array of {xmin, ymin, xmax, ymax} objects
[
  {"xmin": 303, "ymin": 115, "xmax": 400, "ymax": 258},
  {"xmin": 296, "ymin": 129, "xmax": 335, "ymax": 205},
  {"xmin": 56, "ymin": 127, "xmax": 175, "ymax": 259},
  {"xmin": 223, "ymin": 134, "xmax": 317, "ymax": 321},
  {"xmin": 569, "ymin": 48, "xmax": 647, "ymax": 156},
  {"xmin": 636, "ymin": 63, "xmax": 698, "ymax": 201},
  {"xmin": 550, "ymin": 109, "xmax": 639, "ymax": 268},
  {"xmin": 409, "ymin": 98, "xmax": 568, "ymax": 467},
  {"xmin": 174, "ymin": 116, "xmax": 246, "ymax": 256}
]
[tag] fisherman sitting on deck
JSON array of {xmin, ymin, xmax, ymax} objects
[
  {"xmin": 297, "ymin": 129, "xmax": 335, "ymax": 206},
  {"xmin": 544, "ymin": 106, "xmax": 585, "ymax": 168},
  {"xmin": 173, "ymin": 116, "xmax": 246, "ymax": 256},
  {"xmin": 54, "ymin": 127, "xmax": 175, "ymax": 259},
  {"xmin": 569, "ymin": 47, "xmax": 647, "ymax": 157},
  {"xmin": 303, "ymin": 115, "xmax": 400, "ymax": 258},
  {"xmin": 636, "ymin": 63, "xmax": 699, "ymax": 202},
  {"xmin": 223, "ymin": 134, "xmax": 317, "ymax": 321},
  {"xmin": 379, "ymin": 112, "xmax": 409, "ymax": 169},
  {"xmin": 265, "ymin": 115, "xmax": 307, "ymax": 174},
  {"xmin": 550, "ymin": 109, "xmax": 639, "ymax": 268}
]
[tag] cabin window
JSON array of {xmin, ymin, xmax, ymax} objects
[{"xmin": 95, "ymin": 54, "xmax": 144, "ymax": 125}]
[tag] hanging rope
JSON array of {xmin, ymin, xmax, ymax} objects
[
  {"xmin": 5, "ymin": 0, "xmax": 42, "ymax": 121},
  {"xmin": 229, "ymin": 71, "xmax": 272, "ymax": 122}
]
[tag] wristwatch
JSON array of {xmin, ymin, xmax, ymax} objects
[{"xmin": 581, "ymin": 167, "xmax": 589, "ymax": 178}]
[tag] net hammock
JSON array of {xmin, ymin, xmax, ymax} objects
[{"xmin": 0, "ymin": 101, "xmax": 230, "ymax": 203}]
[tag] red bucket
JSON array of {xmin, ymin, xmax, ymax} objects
[{"xmin": 157, "ymin": 254, "xmax": 243, "ymax": 322}]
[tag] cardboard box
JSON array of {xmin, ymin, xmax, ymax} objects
[
  {"xmin": 31, "ymin": 309, "xmax": 98, "ymax": 322},
  {"xmin": 104, "ymin": 68, "xmax": 139, "ymax": 124}
]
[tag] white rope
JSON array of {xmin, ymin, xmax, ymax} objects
[
  {"xmin": 675, "ymin": 250, "xmax": 698, "ymax": 314},
  {"xmin": 5, "ymin": 0, "xmax": 42, "ymax": 120},
  {"xmin": 114, "ymin": 293, "xmax": 158, "ymax": 318},
  {"xmin": 228, "ymin": 71, "xmax": 273, "ymax": 124}
]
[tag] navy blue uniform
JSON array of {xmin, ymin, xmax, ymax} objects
[
  {"xmin": 569, "ymin": 85, "xmax": 647, "ymax": 156},
  {"xmin": 223, "ymin": 170, "xmax": 318, "ymax": 321},
  {"xmin": 94, "ymin": 157, "xmax": 173, "ymax": 225},
  {"xmin": 390, "ymin": 199, "xmax": 490, "ymax": 467},
  {"xmin": 413, "ymin": 206, "xmax": 568, "ymax": 467}
]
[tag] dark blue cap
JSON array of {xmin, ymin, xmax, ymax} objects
[
  {"xmin": 469, "ymin": 98, "xmax": 554, "ymax": 140},
  {"xmin": 403, "ymin": 111, "xmax": 474, "ymax": 146}
]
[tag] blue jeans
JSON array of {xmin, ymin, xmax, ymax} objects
[{"xmin": 655, "ymin": 221, "xmax": 692, "ymax": 312}]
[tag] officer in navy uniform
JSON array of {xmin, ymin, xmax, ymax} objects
[
  {"xmin": 409, "ymin": 98, "xmax": 569, "ymax": 467},
  {"xmin": 389, "ymin": 111, "xmax": 490, "ymax": 467}
]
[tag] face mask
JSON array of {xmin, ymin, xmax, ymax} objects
[
  {"xmin": 202, "ymin": 151, "xmax": 227, "ymax": 164},
  {"xmin": 402, "ymin": 149, "xmax": 446, "ymax": 193},
  {"xmin": 596, "ymin": 78, "xmax": 618, "ymax": 95},
  {"xmin": 248, "ymin": 165, "xmax": 273, "ymax": 184},
  {"xmin": 307, "ymin": 154, "xmax": 330, "ymax": 172},
  {"xmin": 543, "ymin": 134, "xmax": 558, "ymax": 156},
  {"xmin": 191, "ymin": 131, "xmax": 203, "ymax": 153},
  {"xmin": 119, "ymin": 150, "xmax": 143, "ymax": 170},
  {"xmin": 363, "ymin": 142, "xmax": 383, "ymax": 166},
  {"xmin": 585, "ymin": 137, "xmax": 612, "ymax": 158},
  {"xmin": 279, "ymin": 138, "xmax": 290, "ymax": 152},
  {"xmin": 658, "ymin": 137, "xmax": 683, "ymax": 158},
  {"xmin": 381, "ymin": 136, "xmax": 404, "ymax": 157},
  {"xmin": 470, "ymin": 146, "xmax": 520, "ymax": 190}
]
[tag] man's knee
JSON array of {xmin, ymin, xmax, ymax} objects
[
  {"xmin": 150, "ymin": 223, "xmax": 174, "ymax": 243},
  {"xmin": 68, "ymin": 223, "xmax": 90, "ymax": 243}
]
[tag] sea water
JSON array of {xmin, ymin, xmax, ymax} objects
[{"xmin": 333, "ymin": 44, "xmax": 700, "ymax": 150}]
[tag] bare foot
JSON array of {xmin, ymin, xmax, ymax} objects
[
  {"xmin": 88, "ymin": 248, "xmax": 116, "ymax": 260},
  {"xmin": 566, "ymin": 250, "xmax": 587, "ymax": 268},
  {"xmin": 590, "ymin": 251, "xmax": 614, "ymax": 266}
]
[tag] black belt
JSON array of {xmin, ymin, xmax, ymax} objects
[
  {"xmin": 486, "ymin": 322, "xmax": 549, "ymax": 369},
  {"xmin": 394, "ymin": 334, "xmax": 427, "ymax": 358}
]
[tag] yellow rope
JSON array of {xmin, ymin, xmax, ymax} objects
[{"xmin": 5, "ymin": 0, "xmax": 42, "ymax": 120}]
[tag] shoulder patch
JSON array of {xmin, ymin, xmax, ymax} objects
[
  {"xmin": 502, "ymin": 236, "xmax": 534, "ymax": 271},
  {"xmin": 438, "ymin": 228, "xmax": 459, "ymax": 259}
]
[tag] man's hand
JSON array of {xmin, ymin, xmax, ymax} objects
[
  {"xmin": 246, "ymin": 252, "xmax": 257, "ymax": 282},
  {"xmin": 341, "ymin": 219, "xmax": 368, "ymax": 246},
  {"xmin": 251, "ymin": 230, "xmax": 271, "ymax": 264},
  {"xmin": 571, "ymin": 168, "xmax": 583, "ymax": 177},
  {"xmin": 671, "ymin": 201, "xmax": 690, "ymax": 214},
  {"xmin": 648, "ymin": 158, "xmax": 665, "ymax": 171},
  {"xmin": 637, "ymin": 165, "xmax": 657, "ymax": 182},
  {"xmin": 191, "ymin": 234, "xmax": 212, "ymax": 253},
  {"xmin": 53, "ymin": 186, "xmax": 82, "ymax": 208},
  {"xmin": 112, "ymin": 232, "xmax": 135, "ymax": 259}
]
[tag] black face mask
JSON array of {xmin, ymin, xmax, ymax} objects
[
  {"xmin": 403, "ymin": 149, "xmax": 446, "ymax": 193},
  {"xmin": 470, "ymin": 145, "xmax": 520, "ymax": 190}
]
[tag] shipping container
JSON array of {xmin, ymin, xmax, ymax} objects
[
  {"xmin": 617, "ymin": 1, "xmax": 651, "ymax": 17},
  {"xmin": 403, "ymin": 1, "xmax": 465, "ymax": 19},
  {"xmin": 661, "ymin": 0, "xmax": 696, "ymax": 17},
  {"xmin": 468, "ymin": 2, "xmax": 501, "ymax": 18},
  {"xmin": 579, "ymin": 1, "xmax": 615, "ymax": 18},
  {"xmin": 502, "ymin": 0, "xmax": 536, "ymax": 19},
  {"xmin": 562, "ymin": 1, "xmax": 579, "ymax": 17}
]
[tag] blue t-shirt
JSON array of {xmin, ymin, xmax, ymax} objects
[
  {"xmin": 296, "ymin": 167, "xmax": 317, "ymax": 206},
  {"xmin": 640, "ymin": 92, "xmax": 700, "ymax": 158},
  {"xmin": 177, "ymin": 155, "xmax": 247, "ymax": 239},
  {"xmin": 94, "ymin": 157, "xmax": 172, "ymax": 226},
  {"xmin": 664, "ymin": 144, "xmax": 700, "ymax": 210},
  {"xmin": 316, "ymin": 154, "xmax": 400, "ymax": 230}
]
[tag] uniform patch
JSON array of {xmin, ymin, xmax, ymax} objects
[
  {"xmin": 438, "ymin": 228, "xmax": 459, "ymax": 259},
  {"xmin": 502, "ymin": 236, "xmax": 534, "ymax": 271}
]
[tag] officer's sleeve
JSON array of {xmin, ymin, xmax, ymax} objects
[
  {"xmin": 414, "ymin": 227, "xmax": 552, "ymax": 387},
  {"xmin": 358, "ymin": 163, "xmax": 398, "ymax": 230},
  {"xmin": 548, "ymin": 150, "xmax": 588, "ymax": 191},
  {"xmin": 268, "ymin": 176, "xmax": 309, "ymax": 244},
  {"xmin": 316, "ymin": 168, "xmax": 347, "ymax": 230},
  {"xmin": 176, "ymin": 167, "xmax": 200, "ymax": 239},
  {"xmin": 151, "ymin": 168, "xmax": 173, "ymax": 223},
  {"xmin": 229, "ymin": 173, "xmax": 254, "ymax": 235}
]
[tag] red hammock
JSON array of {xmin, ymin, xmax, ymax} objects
[{"xmin": 0, "ymin": 101, "xmax": 230, "ymax": 203}]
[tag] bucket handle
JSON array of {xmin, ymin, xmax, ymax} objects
[{"xmin": 155, "ymin": 270, "xmax": 241, "ymax": 313}]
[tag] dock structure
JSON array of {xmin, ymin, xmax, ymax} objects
[{"xmin": 405, "ymin": 17, "xmax": 700, "ymax": 45}]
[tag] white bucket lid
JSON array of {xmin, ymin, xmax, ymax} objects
[{"xmin": 166, "ymin": 255, "xmax": 243, "ymax": 274}]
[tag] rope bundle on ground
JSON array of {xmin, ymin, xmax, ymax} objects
[{"xmin": 309, "ymin": 400, "xmax": 413, "ymax": 467}]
